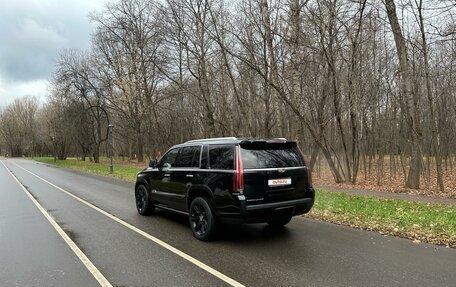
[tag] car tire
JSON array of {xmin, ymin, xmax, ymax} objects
[
  {"xmin": 267, "ymin": 216, "xmax": 292, "ymax": 227},
  {"xmin": 135, "ymin": 184, "xmax": 154, "ymax": 215},
  {"xmin": 189, "ymin": 197, "xmax": 218, "ymax": 241}
]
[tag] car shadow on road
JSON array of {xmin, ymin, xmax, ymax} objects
[
  {"xmin": 217, "ymin": 224, "xmax": 292, "ymax": 243},
  {"xmin": 153, "ymin": 208, "xmax": 293, "ymax": 243}
]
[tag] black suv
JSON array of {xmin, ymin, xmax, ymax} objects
[{"xmin": 135, "ymin": 137, "xmax": 314, "ymax": 240}]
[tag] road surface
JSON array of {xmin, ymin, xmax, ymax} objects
[{"xmin": 0, "ymin": 158, "xmax": 454, "ymax": 287}]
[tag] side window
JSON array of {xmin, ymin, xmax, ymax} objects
[
  {"xmin": 209, "ymin": 145, "xmax": 234, "ymax": 170},
  {"xmin": 174, "ymin": 146, "xmax": 200, "ymax": 168},
  {"xmin": 159, "ymin": 148, "xmax": 179, "ymax": 167},
  {"xmin": 191, "ymin": 146, "xmax": 201, "ymax": 168},
  {"xmin": 201, "ymin": 145, "xmax": 208, "ymax": 168}
]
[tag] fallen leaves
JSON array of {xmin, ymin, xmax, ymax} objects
[{"xmin": 313, "ymin": 158, "xmax": 456, "ymax": 199}]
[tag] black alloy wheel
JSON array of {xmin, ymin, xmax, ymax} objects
[
  {"xmin": 135, "ymin": 184, "xmax": 154, "ymax": 215},
  {"xmin": 189, "ymin": 197, "xmax": 217, "ymax": 241}
]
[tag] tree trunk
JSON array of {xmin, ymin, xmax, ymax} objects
[
  {"xmin": 417, "ymin": 0, "xmax": 444, "ymax": 191},
  {"xmin": 384, "ymin": 0, "xmax": 422, "ymax": 189}
]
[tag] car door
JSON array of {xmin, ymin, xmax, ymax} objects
[
  {"xmin": 169, "ymin": 146, "xmax": 201, "ymax": 211},
  {"xmin": 149, "ymin": 147, "xmax": 180, "ymax": 207}
]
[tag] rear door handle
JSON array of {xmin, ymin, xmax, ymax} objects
[
  {"xmin": 186, "ymin": 174, "xmax": 194, "ymax": 178},
  {"xmin": 164, "ymin": 173, "xmax": 171, "ymax": 177}
]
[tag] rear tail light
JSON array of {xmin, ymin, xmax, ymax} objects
[
  {"xmin": 297, "ymin": 147, "xmax": 312, "ymax": 187},
  {"xmin": 307, "ymin": 166, "xmax": 313, "ymax": 187},
  {"xmin": 232, "ymin": 146, "xmax": 244, "ymax": 193}
]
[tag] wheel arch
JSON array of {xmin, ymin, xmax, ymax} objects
[
  {"xmin": 187, "ymin": 186, "xmax": 216, "ymax": 209},
  {"xmin": 135, "ymin": 178, "xmax": 150, "ymax": 191}
]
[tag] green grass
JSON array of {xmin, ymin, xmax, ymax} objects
[
  {"xmin": 34, "ymin": 157, "xmax": 142, "ymax": 182},
  {"xmin": 308, "ymin": 190, "xmax": 456, "ymax": 247},
  {"xmin": 32, "ymin": 157, "xmax": 455, "ymax": 247}
]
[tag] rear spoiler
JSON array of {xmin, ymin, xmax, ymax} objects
[{"xmin": 239, "ymin": 139, "xmax": 297, "ymax": 149}]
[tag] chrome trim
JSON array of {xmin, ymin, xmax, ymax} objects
[
  {"xmin": 243, "ymin": 166, "xmax": 306, "ymax": 172},
  {"xmin": 151, "ymin": 189, "xmax": 185, "ymax": 198},
  {"xmin": 186, "ymin": 137, "xmax": 237, "ymax": 143},
  {"xmin": 198, "ymin": 145, "xmax": 203, "ymax": 168},
  {"xmin": 246, "ymin": 198, "xmax": 264, "ymax": 202},
  {"xmin": 159, "ymin": 167, "xmax": 304, "ymax": 173},
  {"xmin": 186, "ymin": 174, "xmax": 194, "ymax": 178},
  {"xmin": 155, "ymin": 204, "xmax": 188, "ymax": 215},
  {"xmin": 200, "ymin": 169, "xmax": 235, "ymax": 173},
  {"xmin": 167, "ymin": 168, "xmax": 235, "ymax": 173},
  {"xmin": 246, "ymin": 198, "xmax": 312, "ymax": 210}
]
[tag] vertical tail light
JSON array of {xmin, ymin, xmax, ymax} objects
[
  {"xmin": 297, "ymin": 147, "xmax": 312, "ymax": 187},
  {"xmin": 307, "ymin": 166, "xmax": 313, "ymax": 187},
  {"xmin": 233, "ymin": 146, "xmax": 244, "ymax": 193}
]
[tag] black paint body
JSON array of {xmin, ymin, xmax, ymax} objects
[{"xmin": 136, "ymin": 138, "xmax": 314, "ymax": 223}]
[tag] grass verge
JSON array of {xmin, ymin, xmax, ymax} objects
[
  {"xmin": 308, "ymin": 190, "xmax": 455, "ymax": 247},
  {"xmin": 33, "ymin": 157, "xmax": 455, "ymax": 247},
  {"xmin": 33, "ymin": 157, "xmax": 142, "ymax": 182}
]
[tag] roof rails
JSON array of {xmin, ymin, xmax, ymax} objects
[{"xmin": 185, "ymin": 137, "xmax": 237, "ymax": 144}]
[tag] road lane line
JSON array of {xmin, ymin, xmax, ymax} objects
[
  {"xmin": 12, "ymin": 161, "xmax": 245, "ymax": 287},
  {"xmin": 0, "ymin": 160, "xmax": 113, "ymax": 287}
]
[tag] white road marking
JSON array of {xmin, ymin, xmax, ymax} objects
[
  {"xmin": 11, "ymin": 161, "xmax": 245, "ymax": 287},
  {"xmin": 0, "ymin": 160, "xmax": 113, "ymax": 287}
]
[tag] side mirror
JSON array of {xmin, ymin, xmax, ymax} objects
[{"xmin": 149, "ymin": 159, "xmax": 158, "ymax": 168}]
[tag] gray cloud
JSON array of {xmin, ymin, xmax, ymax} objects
[{"xmin": 0, "ymin": 0, "xmax": 108, "ymax": 105}]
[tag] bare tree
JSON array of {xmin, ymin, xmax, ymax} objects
[
  {"xmin": 22, "ymin": 0, "xmax": 454, "ymax": 193},
  {"xmin": 0, "ymin": 97, "xmax": 39, "ymax": 157}
]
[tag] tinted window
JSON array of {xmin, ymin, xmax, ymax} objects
[
  {"xmin": 191, "ymin": 147, "xmax": 201, "ymax": 168},
  {"xmin": 201, "ymin": 145, "xmax": 208, "ymax": 168},
  {"xmin": 174, "ymin": 146, "xmax": 201, "ymax": 168},
  {"xmin": 159, "ymin": 148, "xmax": 179, "ymax": 167},
  {"xmin": 209, "ymin": 145, "xmax": 234, "ymax": 170},
  {"xmin": 241, "ymin": 147, "xmax": 304, "ymax": 169}
]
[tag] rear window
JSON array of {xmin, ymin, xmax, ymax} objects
[
  {"xmin": 209, "ymin": 145, "xmax": 234, "ymax": 169},
  {"xmin": 241, "ymin": 146, "xmax": 304, "ymax": 169}
]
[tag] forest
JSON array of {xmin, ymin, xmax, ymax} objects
[{"xmin": 1, "ymin": 0, "xmax": 455, "ymax": 194}]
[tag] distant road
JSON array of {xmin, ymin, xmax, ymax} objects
[{"xmin": 1, "ymin": 158, "xmax": 455, "ymax": 287}]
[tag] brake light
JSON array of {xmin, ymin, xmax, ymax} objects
[
  {"xmin": 233, "ymin": 146, "xmax": 244, "ymax": 193},
  {"xmin": 307, "ymin": 166, "xmax": 313, "ymax": 186},
  {"xmin": 297, "ymin": 147, "xmax": 312, "ymax": 187}
]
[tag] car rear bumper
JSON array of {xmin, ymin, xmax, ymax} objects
[
  {"xmin": 217, "ymin": 187, "xmax": 315, "ymax": 224},
  {"xmin": 244, "ymin": 197, "xmax": 312, "ymax": 211}
]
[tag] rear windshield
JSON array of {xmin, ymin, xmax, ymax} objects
[{"xmin": 241, "ymin": 146, "xmax": 304, "ymax": 169}]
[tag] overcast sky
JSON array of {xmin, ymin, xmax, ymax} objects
[{"xmin": 0, "ymin": 0, "xmax": 110, "ymax": 107}]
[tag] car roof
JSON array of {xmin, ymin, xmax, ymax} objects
[{"xmin": 172, "ymin": 137, "xmax": 295, "ymax": 148}]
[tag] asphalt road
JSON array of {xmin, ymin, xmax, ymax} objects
[{"xmin": 0, "ymin": 158, "xmax": 455, "ymax": 287}]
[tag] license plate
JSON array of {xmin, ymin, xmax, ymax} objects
[{"xmin": 268, "ymin": 178, "xmax": 292, "ymax": 187}]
